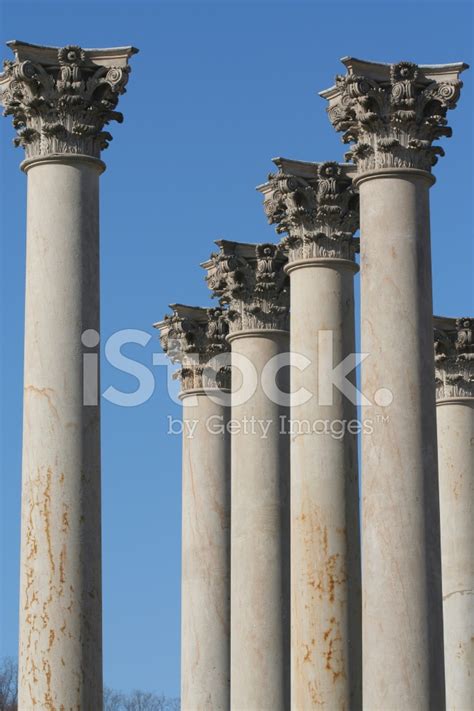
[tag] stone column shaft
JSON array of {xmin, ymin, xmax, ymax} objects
[
  {"xmin": 358, "ymin": 170, "xmax": 441, "ymax": 708},
  {"xmin": 229, "ymin": 330, "xmax": 290, "ymax": 711},
  {"xmin": 156, "ymin": 305, "xmax": 231, "ymax": 711},
  {"xmin": 260, "ymin": 159, "xmax": 361, "ymax": 709},
  {"xmin": 21, "ymin": 155, "xmax": 103, "ymax": 709},
  {"xmin": 203, "ymin": 240, "xmax": 290, "ymax": 710},
  {"xmin": 435, "ymin": 317, "xmax": 474, "ymax": 710},
  {"xmin": 322, "ymin": 57, "xmax": 468, "ymax": 710},
  {"xmin": 181, "ymin": 394, "xmax": 230, "ymax": 710},
  {"xmin": 289, "ymin": 262, "xmax": 360, "ymax": 709},
  {"xmin": 0, "ymin": 40, "xmax": 136, "ymax": 709}
]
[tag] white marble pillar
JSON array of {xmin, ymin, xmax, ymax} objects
[
  {"xmin": 434, "ymin": 317, "xmax": 474, "ymax": 711},
  {"xmin": 322, "ymin": 57, "xmax": 468, "ymax": 710},
  {"xmin": 204, "ymin": 241, "xmax": 290, "ymax": 710},
  {"xmin": 156, "ymin": 305, "xmax": 231, "ymax": 711},
  {"xmin": 0, "ymin": 41, "xmax": 136, "ymax": 709},
  {"xmin": 259, "ymin": 158, "xmax": 361, "ymax": 709}
]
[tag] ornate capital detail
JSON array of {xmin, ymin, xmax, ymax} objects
[
  {"xmin": 258, "ymin": 157, "xmax": 359, "ymax": 262},
  {"xmin": 0, "ymin": 41, "xmax": 137, "ymax": 159},
  {"xmin": 155, "ymin": 304, "xmax": 231, "ymax": 393},
  {"xmin": 320, "ymin": 57, "xmax": 468, "ymax": 173},
  {"xmin": 202, "ymin": 240, "xmax": 289, "ymax": 333},
  {"xmin": 434, "ymin": 316, "xmax": 474, "ymax": 400}
]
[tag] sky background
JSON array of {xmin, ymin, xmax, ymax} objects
[{"xmin": 0, "ymin": 0, "xmax": 473, "ymax": 698}]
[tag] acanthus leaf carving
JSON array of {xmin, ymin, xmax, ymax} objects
[
  {"xmin": 434, "ymin": 316, "xmax": 474, "ymax": 400},
  {"xmin": 0, "ymin": 41, "xmax": 137, "ymax": 159},
  {"xmin": 202, "ymin": 241, "xmax": 289, "ymax": 333},
  {"xmin": 155, "ymin": 305, "xmax": 231, "ymax": 393},
  {"xmin": 321, "ymin": 58, "xmax": 468, "ymax": 173},
  {"xmin": 258, "ymin": 159, "xmax": 359, "ymax": 262}
]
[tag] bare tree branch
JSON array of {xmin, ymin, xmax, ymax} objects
[
  {"xmin": 0, "ymin": 657, "xmax": 18, "ymax": 711},
  {"xmin": 1, "ymin": 658, "xmax": 180, "ymax": 711}
]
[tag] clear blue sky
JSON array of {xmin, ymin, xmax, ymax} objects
[{"xmin": 1, "ymin": 0, "xmax": 472, "ymax": 698}]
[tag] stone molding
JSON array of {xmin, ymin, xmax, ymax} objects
[
  {"xmin": 434, "ymin": 316, "xmax": 474, "ymax": 400},
  {"xmin": 285, "ymin": 257, "xmax": 359, "ymax": 275},
  {"xmin": 320, "ymin": 57, "xmax": 468, "ymax": 173},
  {"xmin": 155, "ymin": 304, "xmax": 231, "ymax": 393},
  {"xmin": 202, "ymin": 240, "xmax": 290, "ymax": 333},
  {"xmin": 353, "ymin": 167, "xmax": 436, "ymax": 188},
  {"xmin": 20, "ymin": 153, "xmax": 106, "ymax": 173},
  {"xmin": 0, "ymin": 40, "xmax": 137, "ymax": 159},
  {"xmin": 257, "ymin": 158, "xmax": 359, "ymax": 262}
]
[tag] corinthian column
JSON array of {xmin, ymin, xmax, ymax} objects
[
  {"xmin": 434, "ymin": 316, "xmax": 474, "ymax": 711},
  {"xmin": 0, "ymin": 41, "xmax": 136, "ymax": 709},
  {"xmin": 259, "ymin": 158, "xmax": 361, "ymax": 709},
  {"xmin": 203, "ymin": 241, "xmax": 290, "ymax": 710},
  {"xmin": 322, "ymin": 58, "xmax": 468, "ymax": 709},
  {"xmin": 156, "ymin": 305, "xmax": 231, "ymax": 711}
]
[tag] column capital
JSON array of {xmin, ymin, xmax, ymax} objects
[
  {"xmin": 202, "ymin": 240, "xmax": 289, "ymax": 334},
  {"xmin": 320, "ymin": 57, "xmax": 468, "ymax": 174},
  {"xmin": 155, "ymin": 304, "xmax": 230, "ymax": 393},
  {"xmin": 434, "ymin": 316, "xmax": 474, "ymax": 400},
  {"xmin": 258, "ymin": 157, "xmax": 359, "ymax": 262},
  {"xmin": 0, "ymin": 40, "xmax": 138, "ymax": 160}
]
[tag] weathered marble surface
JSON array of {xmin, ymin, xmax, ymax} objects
[
  {"xmin": 181, "ymin": 392, "xmax": 231, "ymax": 711},
  {"xmin": 20, "ymin": 152, "xmax": 103, "ymax": 711},
  {"xmin": 228, "ymin": 330, "xmax": 290, "ymax": 711},
  {"xmin": 437, "ymin": 399, "xmax": 474, "ymax": 711},
  {"xmin": 287, "ymin": 260, "xmax": 361, "ymax": 711},
  {"xmin": 204, "ymin": 244, "xmax": 290, "ymax": 710},
  {"xmin": 321, "ymin": 57, "xmax": 467, "ymax": 710},
  {"xmin": 435, "ymin": 316, "xmax": 474, "ymax": 710},
  {"xmin": 157, "ymin": 305, "xmax": 231, "ymax": 710},
  {"xmin": 358, "ymin": 170, "xmax": 444, "ymax": 710},
  {"xmin": 0, "ymin": 40, "xmax": 136, "ymax": 709},
  {"xmin": 260, "ymin": 159, "xmax": 362, "ymax": 709}
]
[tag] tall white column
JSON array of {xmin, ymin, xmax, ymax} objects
[
  {"xmin": 0, "ymin": 41, "xmax": 136, "ymax": 709},
  {"xmin": 322, "ymin": 57, "xmax": 467, "ymax": 710},
  {"xmin": 156, "ymin": 305, "xmax": 231, "ymax": 711},
  {"xmin": 259, "ymin": 158, "xmax": 361, "ymax": 709},
  {"xmin": 434, "ymin": 317, "xmax": 474, "ymax": 711},
  {"xmin": 204, "ymin": 241, "xmax": 290, "ymax": 710}
]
